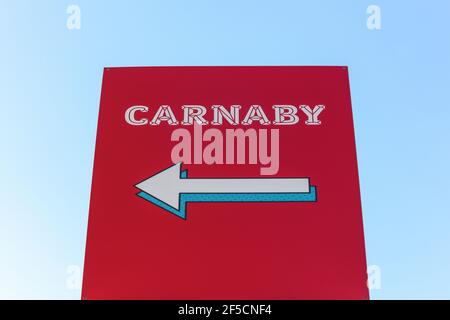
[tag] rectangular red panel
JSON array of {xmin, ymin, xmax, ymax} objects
[{"xmin": 83, "ymin": 66, "xmax": 368, "ymax": 299}]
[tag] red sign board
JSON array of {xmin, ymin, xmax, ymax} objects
[{"xmin": 83, "ymin": 66, "xmax": 368, "ymax": 299}]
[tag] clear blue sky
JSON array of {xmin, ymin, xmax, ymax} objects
[{"xmin": 0, "ymin": 0, "xmax": 449, "ymax": 299}]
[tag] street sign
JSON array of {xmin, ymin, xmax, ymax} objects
[{"xmin": 83, "ymin": 66, "xmax": 369, "ymax": 299}]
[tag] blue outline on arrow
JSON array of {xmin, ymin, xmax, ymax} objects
[{"xmin": 136, "ymin": 169, "xmax": 317, "ymax": 220}]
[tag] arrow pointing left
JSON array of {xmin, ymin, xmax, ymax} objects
[{"xmin": 135, "ymin": 163, "xmax": 317, "ymax": 219}]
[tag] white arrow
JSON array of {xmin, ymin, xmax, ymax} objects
[{"xmin": 135, "ymin": 163, "xmax": 310, "ymax": 210}]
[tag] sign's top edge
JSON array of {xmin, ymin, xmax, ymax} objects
[{"xmin": 103, "ymin": 65, "xmax": 349, "ymax": 70}]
